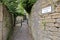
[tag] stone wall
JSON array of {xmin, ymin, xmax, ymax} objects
[
  {"xmin": 29, "ymin": 0, "xmax": 41, "ymax": 40},
  {"xmin": 0, "ymin": 3, "xmax": 14, "ymax": 40},
  {"xmin": 29, "ymin": 0, "xmax": 60, "ymax": 40},
  {"xmin": 39, "ymin": 12, "xmax": 60, "ymax": 40},
  {"xmin": 0, "ymin": 3, "xmax": 3, "ymax": 40},
  {"xmin": 16, "ymin": 16, "xmax": 23, "ymax": 23}
]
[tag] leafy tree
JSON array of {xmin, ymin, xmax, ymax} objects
[
  {"xmin": 19, "ymin": 0, "xmax": 37, "ymax": 13},
  {"xmin": 0, "ymin": 0, "xmax": 37, "ymax": 15}
]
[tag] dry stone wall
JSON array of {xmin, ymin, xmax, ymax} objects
[
  {"xmin": 29, "ymin": 0, "xmax": 42, "ymax": 40},
  {"xmin": 39, "ymin": 13, "xmax": 60, "ymax": 40},
  {"xmin": 0, "ymin": 3, "xmax": 14, "ymax": 40},
  {"xmin": 0, "ymin": 3, "xmax": 3, "ymax": 40},
  {"xmin": 29, "ymin": 0, "xmax": 60, "ymax": 40},
  {"xmin": 3, "ymin": 5, "xmax": 14, "ymax": 40}
]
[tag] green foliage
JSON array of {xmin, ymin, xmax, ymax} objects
[
  {"xmin": 21, "ymin": 0, "xmax": 37, "ymax": 13},
  {"xmin": 16, "ymin": 2, "xmax": 26, "ymax": 15},
  {"xmin": 0, "ymin": 0, "xmax": 37, "ymax": 40},
  {"xmin": 1, "ymin": 0, "xmax": 37, "ymax": 15},
  {"xmin": 3, "ymin": 0, "xmax": 18, "ymax": 14}
]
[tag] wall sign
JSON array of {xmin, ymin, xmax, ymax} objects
[{"xmin": 42, "ymin": 6, "xmax": 52, "ymax": 13}]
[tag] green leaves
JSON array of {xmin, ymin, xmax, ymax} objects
[
  {"xmin": 2, "ymin": 0, "xmax": 37, "ymax": 16},
  {"xmin": 16, "ymin": 3, "xmax": 26, "ymax": 15},
  {"xmin": 3, "ymin": 0, "xmax": 17, "ymax": 13},
  {"xmin": 21, "ymin": 0, "xmax": 37, "ymax": 13}
]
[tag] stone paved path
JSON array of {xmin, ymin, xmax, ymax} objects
[{"xmin": 12, "ymin": 20, "xmax": 33, "ymax": 40}]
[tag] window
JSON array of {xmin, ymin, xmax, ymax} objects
[{"xmin": 42, "ymin": 6, "xmax": 52, "ymax": 13}]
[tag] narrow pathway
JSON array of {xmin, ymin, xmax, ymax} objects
[{"xmin": 12, "ymin": 20, "xmax": 33, "ymax": 40}]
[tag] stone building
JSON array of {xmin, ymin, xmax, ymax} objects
[{"xmin": 29, "ymin": 0, "xmax": 60, "ymax": 40}]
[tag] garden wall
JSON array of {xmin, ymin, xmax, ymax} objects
[
  {"xmin": 0, "ymin": 3, "xmax": 14, "ymax": 40},
  {"xmin": 29, "ymin": 0, "xmax": 60, "ymax": 40},
  {"xmin": 0, "ymin": 3, "xmax": 3, "ymax": 40}
]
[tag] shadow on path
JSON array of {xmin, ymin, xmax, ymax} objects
[{"xmin": 11, "ymin": 20, "xmax": 33, "ymax": 40}]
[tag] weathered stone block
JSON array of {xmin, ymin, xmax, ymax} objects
[
  {"xmin": 56, "ymin": 18, "xmax": 60, "ymax": 23},
  {"xmin": 55, "ymin": 6, "xmax": 60, "ymax": 12},
  {"xmin": 0, "ymin": 22, "xmax": 2, "ymax": 40},
  {"xmin": 45, "ymin": 30, "xmax": 60, "ymax": 37},
  {"xmin": 43, "ymin": 14, "xmax": 49, "ymax": 17},
  {"xmin": 52, "ymin": 13, "xmax": 60, "ymax": 18},
  {"xmin": 45, "ymin": 15, "xmax": 51, "ymax": 19},
  {"xmin": 55, "ymin": 23, "xmax": 60, "ymax": 27},
  {"xmin": 3, "ymin": 27, "xmax": 9, "ymax": 40},
  {"xmin": 52, "ymin": 32, "xmax": 60, "ymax": 37},
  {"xmin": 44, "ymin": 37, "xmax": 51, "ymax": 40},
  {"xmin": 44, "ymin": 19, "xmax": 56, "ymax": 22},
  {"xmin": 46, "ymin": 23, "xmax": 55, "ymax": 26},
  {"xmin": 46, "ymin": 26, "xmax": 58, "ymax": 32},
  {"xmin": 40, "ymin": 18, "xmax": 44, "ymax": 20},
  {"xmin": 52, "ymin": 36, "xmax": 60, "ymax": 40},
  {"xmin": 39, "ymin": 25, "xmax": 44, "ymax": 30},
  {"xmin": 44, "ymin": 31, "xmax": 60, "ymax": 40},
  {"xmin": 48, "ymin": 35, "xmax": 60, "ymax": 40},
  {"xmin": 0, "ymin": 3, "xmax": 3, "ymax": 21},
  {"xmin": 50, "ymin": 13, "xmax": 60, "ymax": 16}
]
